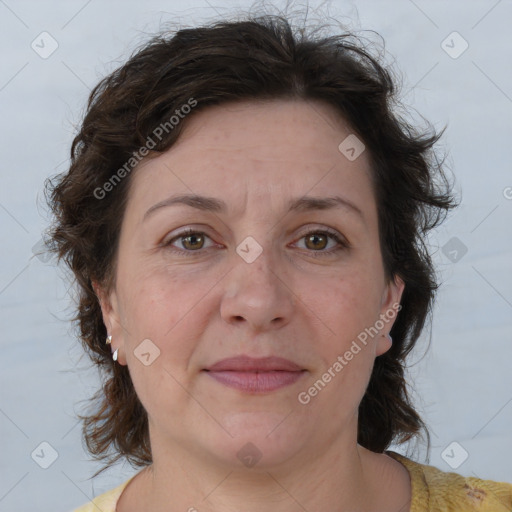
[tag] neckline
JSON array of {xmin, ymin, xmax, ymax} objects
[
  {"xmin": 385, "ymin": 450, "xmax": 429, "ymax": 512},
  {"xmin": 112, "ymin": 470, "xmax": 143, "ymax": 511},
  {"xmin": 111, "ymin": 452, "xmax": 422, "ymax": 511}
]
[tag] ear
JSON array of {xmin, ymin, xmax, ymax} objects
[
  {"xmin": 92, "ymin": 280, "xmax": 127, "ymax": 366},
  {"xmin": 375, "ymin": 274, "xmax": 405, "ymax": 357}
]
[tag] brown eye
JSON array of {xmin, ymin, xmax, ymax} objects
[
  {"xmin": 293, "ymin": 228, "xmax": 349, "ymax": 258},
  {"xmin": 164, "ymin": 229, "xmax": 214, "ymax": 253},
  {"xmin": 163, "ymin": 227, "xmax": 348, "ymax": 258},
  {"xmin": 180, "ymin": 232, "xmax": 205, "ymax": 250},
  {"xmin": 304, "ymin": 232, "xmax": 328, "ymax": 250}
]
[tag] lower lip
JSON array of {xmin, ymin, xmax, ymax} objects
[{"xmin": 204, "ymin": 370, "xmax": 306, "ymax": 393}]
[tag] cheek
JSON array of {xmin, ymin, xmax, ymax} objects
[
  {"xmin": 296, "ymin": 272, "xmax": 382, "ymax": 411},
  {"xmin": 120, "ymin": 261, "xmax": 204, "ymax": 333},
  {"xmin": 297, "ymin": 338, "xmax": 375, "ymax": 430},
  {"xmin": 119, "ymin": 264, "xmax": 221, "ymax": 376},
  {"xmin": 302, "ymin": 267, "xmax": 383, "ymax": 351},
  {"xmin": 118, "ymin": 269, "xmax": 214, "ymax": 418}
]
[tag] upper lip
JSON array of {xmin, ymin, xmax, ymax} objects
[{"xmin": 205, "ymin": 356, "xmax": 303, "ymax": 372}]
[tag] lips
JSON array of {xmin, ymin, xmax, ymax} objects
[
  {"xmin": 205, "ymin": 356, "xmax": 303, "ymax": 372},
  {"xmin": 203, "ymin": 356, "xmax": 306, "ymax": 393}
]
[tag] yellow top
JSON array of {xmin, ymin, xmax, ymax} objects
[{"xmin": 73, "ymin": 450, "xmax": 512, "ymax": 511}]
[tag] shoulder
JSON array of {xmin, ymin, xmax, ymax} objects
[
  {"xmin": 71, "ymin": 474, "xmax": 137, "ymax": 512},
  {"xmin": 386, "ymin": 450, "xmax": 512, "ymax": 512}
]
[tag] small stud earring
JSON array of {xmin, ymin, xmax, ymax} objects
[
  {"xmin": 106, "ymin": 335, "xmax": 112, "ymax": 345},
  {"xmin": 113, "ymin": 349, "xmax": 118, "ymax": 362}
]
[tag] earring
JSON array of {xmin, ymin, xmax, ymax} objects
[
  {"xmin": 387, "ymin": 333, "xmax": 393, "ymax": 343},
  {"xmin": 113, "ymin": 349, "xmax": 118, "ymax": 362},
  {"xmin": 106, "ymin": 335, "xmax": 112, "ymax": 345}
]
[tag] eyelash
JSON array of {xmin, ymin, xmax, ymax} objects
[{"xmin": 162, "ymin": 227, "xmax": 349, "ymax": 258}]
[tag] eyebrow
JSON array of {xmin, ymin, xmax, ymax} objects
[{"xmin": 143, "ymin": 193, "xmax": 365, "ymax": 222}]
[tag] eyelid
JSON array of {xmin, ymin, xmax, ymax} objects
[{"xmin": 294, "ymin": 225, "xmax": 347, "ymax": 243}]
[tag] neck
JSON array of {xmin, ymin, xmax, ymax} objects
[{"xmin": 125, "ymin": 430, "xmax": 388, "ymax": 512}]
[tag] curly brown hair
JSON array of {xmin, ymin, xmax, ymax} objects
[{"xmin": 44, "ymin": 13, "xmax": 458, "ymax": 476}]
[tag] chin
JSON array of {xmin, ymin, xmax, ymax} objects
[{"xmin": 210, "ymin": 411, "xmax": 307, "ymax": 470}]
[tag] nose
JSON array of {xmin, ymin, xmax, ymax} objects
[{"xmin": 220, "ymin": 247, "xmax": 295, "ymax": 334}]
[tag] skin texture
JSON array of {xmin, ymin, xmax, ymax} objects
[{"xmin": 95, "ymin": 99, "xmax": 411, "ymax": 511}]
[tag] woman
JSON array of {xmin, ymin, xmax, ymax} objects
[{"xmin": 45, "ymin": 12, "xmax": 512, "ymax": 512}]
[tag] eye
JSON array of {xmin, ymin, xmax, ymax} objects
[
  {"xmin": 162, "ymin": 227, "xmax": 349, "ymax": 257},
  {"xmin": 163, "ymin": 228, "xmax": 216, "ymax": 254},
  {"xmin": 292, "ymin": 228, "xmax": 349, "ymax": 257}
]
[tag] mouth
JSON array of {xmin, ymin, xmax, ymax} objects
[{"xmin": 203, "ymin": 355, "xmax": 307, "ymax": 393}]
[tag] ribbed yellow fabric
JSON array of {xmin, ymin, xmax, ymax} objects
[
  {"xmin": 73, "ymin": 451, "xmax": 512, "ymax": 511},
  {"xmin": 386, "ymin": 450, "xmax": 512, "ymax": 511}
]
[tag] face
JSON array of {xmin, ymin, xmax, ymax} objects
[{"xmin": 96, "ymin": 99, "xmax": 404, "ymax": 469}]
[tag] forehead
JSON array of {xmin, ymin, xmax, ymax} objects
[
  {"xmin": 126, "ymin": 99, "xmax": 376, "ymax": 222},
  {"xmin": 172, "ymin": 98, "xmax": 365, "ymax": 162}
]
